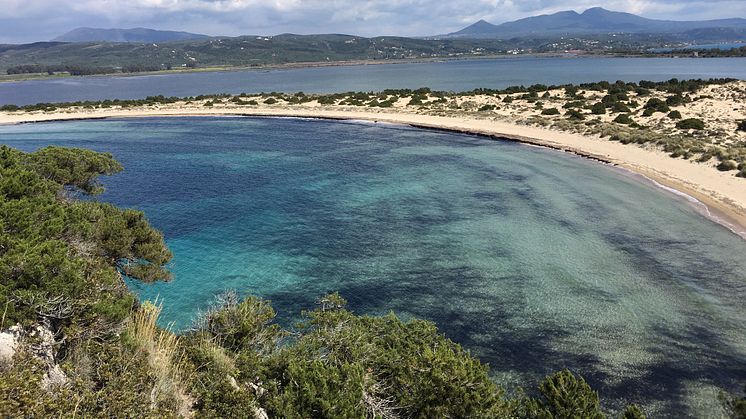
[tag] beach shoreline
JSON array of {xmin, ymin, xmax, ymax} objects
[{"xmin": 1, "ymin": 106, "xmax": 745, "ymax": 239}]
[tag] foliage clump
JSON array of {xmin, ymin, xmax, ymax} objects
[
  {"xmin": 614, "ymin": 114, "xmax": 635, "ymax": 125},
  {"xmin": 542, "ymin": 108, "xmax": 560, "ymax": 116},
  {"xmin": 0, "ymin": 146, "xmax": 171, "ymax": 333},
  {"xmin": 676, "ymin": 118, "xmax": 705, "ymax": 130},
  {"xmin": 520, "ymin": 370, "xmax": 605, "ymax": 419},
  {"xmin": 720, "ymin": 385, "xmax": 746, "ymax": 419}
]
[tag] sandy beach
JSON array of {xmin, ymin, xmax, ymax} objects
[{"xmin": 1, "ymin": 104, "xmax": 745, "ymax": 238}]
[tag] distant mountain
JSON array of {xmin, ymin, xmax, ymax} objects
[
  {"xmin": 53, "ymin": 27, "xmax": 210, "ymax": 43},
  {"xmin": 446, "ymin": 7, "xmax": 746, "ymax": 38}
]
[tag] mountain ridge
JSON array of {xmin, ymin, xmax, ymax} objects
[
  {"xmin": 53, "ymin": 27, "xmax": 210, "ymax": 43},
  {"xmin": 446, "ymin": 7, "xmax": 746, "ymax": 38}
]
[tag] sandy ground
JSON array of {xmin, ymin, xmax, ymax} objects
[{"xmin": 1, "ymin": 105, "xmax": 745, "ymax": 238}]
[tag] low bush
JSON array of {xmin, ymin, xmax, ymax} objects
[
  {"xmin": 676, "ymin": 118, "xmax": 705, "ymax": 130},
  {"xmin": 614, "ymin": 114, "xmax": 634, "ymax": 125},
  {"xmin": 611, "ymin": 102, "xmax": 632, "ymax": 113},
  {"xmin": 668, "ymin": 110, "xmax": 682, "ymax": 119},
  {"xmin": 719, "ymin": 384, "xmax": 746, "ymax": 417},
  {"xmin": 563, "ymin": 100, "xmax": 585, "ymax": 109},
  {"xmin": 644, "ymin": 98, "xmax": 670, "ymax": 113},
  {"xmin": 666, "ymin": 95, "xmax": 686, "ymax": 106},
  {"xmin": 317, "ymin": 96, "xmax": 336, "ymax": 105},
  {"xmin": 520, "ymin": 370, "xmax": 604, "ymax": 419},
  {"xmin": 541, "ymin": 108, "xmax": 560, "ymax": 115},
  {"xmin": 717, "ymin": 160, "xmax": 739, "ymax": 171},
  {"xmin": 591, "ymin": 103, "xmax": 606, "ymax": 115},
  {"xmin": 566, "ymin": 109, "xmax": 585, "ymax": 120}
]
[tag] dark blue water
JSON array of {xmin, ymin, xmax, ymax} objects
[
  {"xmin": 2, "ymin": 56, "xmax": 746, "ymax": 105},
  {"xmin": 0, "ymin": 117, "xmax": 744, "ymax": 416}
]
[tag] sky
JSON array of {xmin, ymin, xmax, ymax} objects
[{"xmin": 1, "ymin": 0, "xmax": 746, "ymax": 44}]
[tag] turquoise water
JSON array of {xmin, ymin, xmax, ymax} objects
[
  {"xmin": 2, "ymin": 56, "xmax": 746, "ymax": 105},
  {"xmin": 1, "ymin": 117, "xmax": 745, "ymax": 416}
]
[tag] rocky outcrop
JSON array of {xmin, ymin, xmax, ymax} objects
[
  {"xmin": 0, "ymin": 323, "xmax": 68, "ymax": 389},
  {"xmin": 0, "ymin": 325, "xmax": 22, "ymax": 363}
]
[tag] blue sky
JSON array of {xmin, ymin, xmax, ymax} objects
[{"xmin": 2, "ymin": 0, "xmax": 746, "ymax": 44}]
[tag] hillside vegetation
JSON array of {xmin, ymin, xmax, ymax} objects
[{"xmin": 2, "ymin": 32, "xmax": 744, "ymax": 78}]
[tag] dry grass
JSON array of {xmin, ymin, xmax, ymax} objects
[{"xmin": 128, "ymin": 299, "xmax": 193, "ymax": 417}]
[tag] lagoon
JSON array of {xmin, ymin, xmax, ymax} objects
[
  {"xmin": 0, "ymin": 117, "xmax": 744, "ymax": 416},
  {"xmin": 2, "ymin": 56, "xmax": 746, "ymax": 105}
]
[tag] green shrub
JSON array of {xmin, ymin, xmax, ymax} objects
[
  {"xmin": 611, "ymin": 102, "xmax": 631, "ymax": 113},
  {"xmin": 0, "ymin": 104, "xmax": 19, "ymax": 112},
  {"xmin": 636, "ymin": 87, "xmax": 651, "ymax": 96},
  {"xmin": 622, "ymin": 404, "xmax": 647, "ymax": 419},
  {"xmin": 563, "ymin": 100, "xmax": 585, "ymax": 109},
  {"xmin": 719, "ymin": 385, "xmax": 746, "ymax": 419},
  {"xmin": 502, "ymin": 96, "xmax": 514, "ymax": 103},
  {"xmin": 676, "ymin": 118, "xmax": 705, "ymax": 130},
  {"xmin": 644, "ymin": 98, "xmax": 670, "ymax": 113},
  {"xmin": 718, "ymin": 160, "xmax": 739, "ymax": 171},
  {"xmin": 520, "ymin": 370, "xmax": 604, "ymax": 419},
  {"xmin": 668, "ymin": 110, "xmax": 682, "ymax": 119},
  {"xmin": 0, "ymin": 146, "xmax": 171, "ymax": 331},
  {"xmin": 478, "ymin": 104, "xmax": 496, "ymax": 111},
  {"xmin": 195, "ymin": 292, "xmax": 284, "ymax": 353},
  {"xmin": 565, "ymin": 109, "xmax": 585, "ymax": 120},
  {"xmin": 591, "ymin": 103, "xmax": 606, "ymax": 115},
  {"xmin": 542, "ymin": 108, "xmax": 560, "ymax": 115},
  {"xmin": 614, "ymin": 114, "xmax": 635, "ymax": 125},
  {"xmin": 666, "ymin": 95, "xmax": 686, "ymax": 106},
  {"xmin": 267, "ymin": 294, "xmax": 511, "ymax": 418},
  {"xmin": 317, "ymin": 96, "xmax": 336, "ymax": 105}
]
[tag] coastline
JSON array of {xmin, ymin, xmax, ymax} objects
[
  {"xmin": 1, "ymin": 106, "xmax": 745, "ymax": 239},
  {"xmin": 0, "ymin": 54, "xmax": 581, "ymax": 84},
  {"xmin": 0, "ymin": 52, "xmax": 707, "ymax": 84}
]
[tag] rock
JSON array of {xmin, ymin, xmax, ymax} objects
[
  {"xmin": 253, "ymin": 407, "xmax": 269, "ymax": 419},
  {"xmin": 31, "ymin": 323, "xmax": 69, "ymax": 388},
  {"xmin": 8, "ymin": 323, "xmax": 69, "ymax": 389},
  {"xmin": 228, "ymin": 375, "xmax": 240, "ymax": 391},
  {"xmin": 0, "ymin": 325, "xmax": 23, "ymax": 363},
  {"xmin": 29, "ymin": 324, "xmax": 57, "ymax": 365},
  {"xmin": 43, "ymin": 364, "xmax": 68, "ymax": 389}
]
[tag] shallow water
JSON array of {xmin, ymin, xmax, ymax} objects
[
  {"xmin": 0, "ymin": 117, "xmax": 744, "ymax": 416},
  {"xmin": 2, "ymin": 56, "xmax": 746, "ymax": 105}
]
